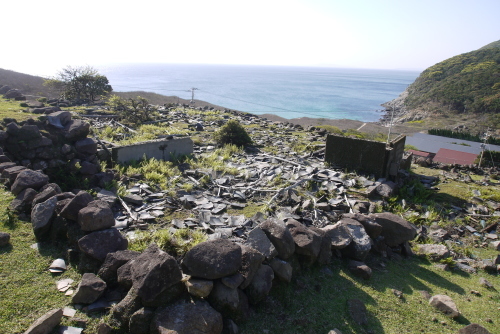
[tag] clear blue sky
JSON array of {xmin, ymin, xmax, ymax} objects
[{"xmin": 2, "ymin": 0, "xmax": 499, "ymax": 76}]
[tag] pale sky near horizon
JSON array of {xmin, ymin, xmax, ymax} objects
[{"xmin": 1, "ymin": 0, "xmax": 499, "ymax": 77}]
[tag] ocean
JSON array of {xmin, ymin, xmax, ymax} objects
[{"xmin": 98, "ymin": 64, "xmax": 420, "ymax": 122}]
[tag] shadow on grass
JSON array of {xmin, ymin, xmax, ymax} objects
[
  {"xmin": 241, "ymin": 263, "xmax": 385, "ymax": 334},
  {"xmin": 359, "ymin": 256, "xmax": 466, "ymax": 298}
]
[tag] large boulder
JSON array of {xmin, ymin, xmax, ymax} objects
[
  {"xmin": 72, "ymin": 273, "xmax": 107, "ymax": 304},
  {"xmin": 75, "ymin": 138, "xmax": 98, "ymax": 155},
  {"xmin": 78, "ymin": 200, "xmax": 114, "ymax": 232},
  {"xmin": 260, "ymin": 218, "xmax": 295, "ymax": 260},
  {"xmin": 11, "ymin": 169, "xmax": 49, "ymax": 195},
  {"xmin": 78, "ymin": 228, "xmax": 128, "ymax": 261},
  {"xmin": 127, "ymin": 244, "xmax": 183, "ymax": 304},
  {"xmin": 59, "ymin": 191, "xmax": 94, "ymax": 221},
  {"xmin": 151, "ymin": 299, "xmax": 223, "ymax": 334},
  {"xmin": 64, "ymin": 119, "xmax": 90, "ymax": 141},
  {"xmin": 182, "ymin": 239, "xmax": 242, "ymax": 279},
  {"xmin": 369, "ymin": 212, "xmax": 417, "ymax": 247},
  {"xmin": 244, "ymin": 227, "xmax": 277, "ymax": 261},
  {"xmin": 286, "ymin": 219, "xmax": 321, "ymax": 264},
  {"xmin": 31, "ymin": 197, "xmax": 58, "ymax": 241}
]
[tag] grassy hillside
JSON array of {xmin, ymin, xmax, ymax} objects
[
  {"xmin": 404, "ymin": 41, "xmax": 500, "ymax": 119},
  {"xmin": 0, "ymin": 68, "xmax": 54, "ymax": 98}
]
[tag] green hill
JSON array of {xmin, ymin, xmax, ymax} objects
[{"xmin": 404, "ymin": 40, "xmax": 500, "ymax": 117}]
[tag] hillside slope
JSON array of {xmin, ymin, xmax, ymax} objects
[
  {"xmin": 385, "ymin": 40, "xmax": 500, "ymax": 130},
  {"xmin": 0, "ymin": 68, "xmax": 52, "ymax": 97}
]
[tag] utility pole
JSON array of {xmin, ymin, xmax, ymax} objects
[
  {"xmin": 190, "ymin": 87, "xmax": 198, "ymax": 103},
  {"xmin": 478, "ymin": 129, "xmax": 490, "ymax": 168},
  {"xmin": 386, "ymin": 100, "xmax": 396, "ymax": 145}
]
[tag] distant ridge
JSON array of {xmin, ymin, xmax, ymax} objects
[{"xmin": 386, "ymin": 39, "xmax": 500, "ymax": 129}]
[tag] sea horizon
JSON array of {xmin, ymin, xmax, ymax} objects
[{"xmin": 97, "ymin": 63, "xmax": 420, "ymax": 122}]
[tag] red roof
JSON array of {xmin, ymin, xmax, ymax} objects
[
  {"xmin": 408, "ymin": 149, "xmax": 433, "ymax": 158},
  {"xmin": 433, "ymin": 148, "xmax": 478, "ymax": 165}
]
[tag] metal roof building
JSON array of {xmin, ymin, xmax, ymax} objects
[{"xmin": 433, "ymin": 148, "xmax": 478, "ymax": 165}]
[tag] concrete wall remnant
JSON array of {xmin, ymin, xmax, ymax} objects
[
  {"xmin": 325, "ymin": 134, "xmax": 406, "ymax": 179},
  {"xmin": 111, "ymin": 137, "xmax": 193, "ymax": 164}
]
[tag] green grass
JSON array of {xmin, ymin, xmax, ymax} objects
[
  {"xmin": 240, "ymin": 257, "xmax": 500, "ymax": 334},
  {"xmin": 0, "ymin": 189, "xmax": 104, "ymax": 334},
  {"xmin": 0, "ymin": 99, "xmax": 36, "ymax": 121}
]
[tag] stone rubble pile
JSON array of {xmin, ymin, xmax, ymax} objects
[{"xmin": 0, "ymin": 103, "xmax": 497, "ymax": 333}]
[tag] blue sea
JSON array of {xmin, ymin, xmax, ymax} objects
[{"xmin": 98, "ymin": 64, "xmax": 420, "ymax": 122}]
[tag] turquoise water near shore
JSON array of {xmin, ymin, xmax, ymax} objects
[{"xmin": 98, "ymin": 64, "xmax": 419, "ymax": 122}]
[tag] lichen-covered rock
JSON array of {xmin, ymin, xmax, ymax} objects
[
  {"xmin": 244, "ymin": 264, "xmax": 274, "ymax": 305},
  {"xmin": 244, "ymin": 227, "xmax": 277, "ymax": 261},
  {"xmin": 31, "ymin": 197, "xmax": 57, "ymax": 241},
  {"xmin": 59, "ymin": 191, "xmax": 94, "ymax": 221},
  {"xmin": 238, "ymin": 244, "xmax": 265, "ymax": 290},
  {"xmin": 97, "ymin": 250, "xmax": 140, "ymax": 285},
  {"xmin": 286, "ymin": 219, "xmax": 321, "ymax": 264}
]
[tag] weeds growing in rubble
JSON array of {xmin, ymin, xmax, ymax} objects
[{"xmin": 128, "ymin": 228, "xmax": 207, "ymax": 256}]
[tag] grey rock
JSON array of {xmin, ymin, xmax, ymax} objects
[
  {"xmin": 269, "ymin": 258, "xmax": 292, "ymax": 282},
  {"xmin": 322, "ymin": 222, "xmax": 352, "ymax": 249},
  {"xmin": 75, "ymin": 138, "xmax": 97, "ymax": 155},
  {"xmin": 60, "ymin": 191, "xmax": 94, "ymax": 221},
  {"xmin": 32, "ymin": 187, "xmax": 57, "ymax": 207},
  {"xmin": 111, "ymin": 288, "xmax": 142, "ymax": 328},
  {"xmin": 128, "ymin": 244, "xmax": 182, "ymax": 304},
  {"xmin": 221, "ymin": 273, "xmax": 245, "ymax": 289},
  {"xmin": 479, "ymin": 277, "xmax": 494, "ymax": 289},
  {"xmin": 64, "ymin": 119, "xmax": 90, "ymax": 141},
  {"xmin": 129, "ymin": 307, "xmax": 154, "ymax": 334},
  {"xmin": 341, "ymin": 218, "xmax": 371, "ymax": 261},
  {"xmin": 9, "ymin": 188, "xmax": 37, "ymax": 213},
  {"xmin": 458, "ymin": 323, "xmax": 492, "ymax": 334},
  {"xmin": 47, "ymin": 111, "xmax": 72, "ymax": 128},
  {"xmin": 0, "ymin": 232, "xmax": 10, "ymax": 246},
  {"xmin": 260, "ymin": 218, "xmax": 295, "ymax": 260},
  {"xmin": 2, "ymin": 165, "xmax": 27, "ymax": 185},
  {"xmin": 78, "ymin": 200, "xmax": 114, "ymax": 232},
  {"xmin": 31, "ymin": 197, "xmax": 58, "ymax": 241},
  {"xmin": 348, "ymin": 260, "xmax": 372, "ymax": 280},
  {"xmin": 123, "ymin": 193, "xmax": 144, "ymax": 205},
  {"xmin": 97, "ymin": 250, "xmax": 140, "ymax": 285},
  {"xmin": 244, "ymin": 264, "xmax": 274, "ymax": 305},
  {"xmin": 309, "ymin": 226, "xmax": 332, "ymax": 265},
  {"xmin": 286, "ymin": 219, "xmax": 321, "ymax": 264},
  {"xmin": 151, "ymin": 299, "xmax": 222, "ymax": 334},
  {"xmin": 376, "ymin": 181, "xmax": 397, "ymax": 198},
  {"xmin": 185, "ymin": 278, "xmax": 213, "ymax": 298},
  {"xmin": 208, "ymin": 281, "xmax": 250, "ymax": 323},
  {"xmin": 429, "ymin": 228, "xmax": 450, "ymax": 243},
  {"xmin": 11, "ymin": 169, "xmax": 49, "ymax": 195},
  {"xmin": 97, "ymin": 189, "xmax": 118, "ymax": 207},
  {"xmin": 245, "ymin": 227, "xmax": 278, "ymax": 261},
  {"xmin": 343, "ymin": 213, "xmax": 382, "ymax": 239},
  {"xmin": 72, "ymin": 273, "xmax": 107, "ymax": 304},
  {"xmin": 429, "ymin": 294, "xmax": 460, "ymax": 318},
  {"xmin": 182, "ymin": 239, "xmax": 242, "ymax": 279},
  {"xmin": 23, "ymin": 308, "xmax": 63, "ymax": 334},
  {"xmin": 369, "ymin": 212, "xmax": 417, "ymax": 247},
  {"xmin": 78, "ymin": 228, "xmax": 128, "ymax": 261},
  {"xmin": 489, "ymin": 240, "xmax": 500, "ymax": 251},
  {"xmin": 416, "ymin": 244, "xmax": 450, "ymax": 261},
  {"xmin": 238, "ymin": 244, "xmax": 265, "ymax": 289},
  {"xmin": 79, "ymin": 161, "xmax": 100, "ymax": 175}
]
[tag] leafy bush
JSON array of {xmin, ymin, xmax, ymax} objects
[{"xmin": 213, "ymin": 120, "xmax": 252, "ymax": 147}]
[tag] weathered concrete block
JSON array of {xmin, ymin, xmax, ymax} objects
[{"xmin": 111, "ymin": 137, "xmax": 193, "ymax": 163}]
